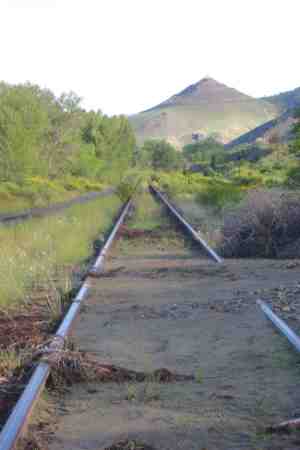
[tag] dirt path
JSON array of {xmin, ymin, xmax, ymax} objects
[{"xmin": 49, "ymin": 195, "xmax": 300, "ymax": 450}]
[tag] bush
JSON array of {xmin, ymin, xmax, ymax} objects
[
  {"xmin": 196, "ymin": 181, "xmax": 243, "ymax": 210},
  {"xmin": 230, "ymin": 166, "xmax": 263, "ymax": 187},
  {"xmin": 221, "ymin": 190, "xmax": 300, "ymax": 257},
  {"xmin": 62, "ymin": 176, "xmax": 104, "ymax": 192},
  {"xmin": 286, "ymin": 166, "xmax": 300, "ymax": 188},
  {"xmin": 116, "ymin": 175, "xmax": 140, "ymax": 202}
]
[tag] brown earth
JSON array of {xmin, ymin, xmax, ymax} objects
[
  {"xmin": 48, "ymin": 228, "xmax": 300, "ymax": 450},
  {"xmin": 0, "ymin": 307, "xmax": 48, "ymax": 349}
]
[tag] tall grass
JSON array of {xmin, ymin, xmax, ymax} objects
[
  {"xmin": 0, "ymin": 176, "xmax": 107, "ymax": 214},
  {"xmin": 0, "ymin": 194, "xmax": 121, "ymax": 309},
  {"xmin": 127, "ymin": 191, "xmax": 167, "ymax": 230},
  {"xmin": 195, "ymin": 181, "xmax": 243, "ymax": 210}
]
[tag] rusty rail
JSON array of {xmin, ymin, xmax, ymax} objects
[
  {"xmin": 0, "ymin": 198, "xmax": 132, "ymax": 450},
  {"xmin": 149, "ymin": 185, "xmax": 223, "ymax": 263}
]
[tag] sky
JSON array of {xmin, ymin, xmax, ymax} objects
[{"xmin": 0, "ymin": 0, "xmax": 299, "ymax": 116}]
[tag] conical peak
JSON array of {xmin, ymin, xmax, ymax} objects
[{"xmin": 171, "ymin": 77, "xmax": 251, "ymax": 104}]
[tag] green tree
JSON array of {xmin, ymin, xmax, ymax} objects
[
  {"xmin": 0, "ymin": 84, "xmax": 50, "ymax": 182},
  {"xmin": 58, "ymin": 91, "xmax": 83, "ymax": 113},
  {"xmin": 140, "ymin": 139, "xmax": 182, "ymax": 171},
  {"xmin": 183, "ymin": 138, "xmax": 224, "ymax": 164},
  {"xmin": 0, "ymin": 82, "xmax": 136, "ymax": 185}
]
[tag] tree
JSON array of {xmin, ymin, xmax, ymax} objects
[
  {"xmin": 0, "ymin": 84, "xmax": 50, "ymax": 182},
  {"xmin": 0, "ymin": 82, "xmax": 136, "ymax": 184},
  {"xmin": 140, "ymin": 139, "xmax": 183, "ymax": 171},
  {"xmin": 58, "ymin": 91, "xmax": 82, "ymax": 113},
  {"xmin": 183, "ymin": 138, "xmax": 224, "ymax": 164}
]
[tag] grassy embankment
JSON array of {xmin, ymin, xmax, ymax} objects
[
  {"xmin": 0, "ymin": 176, "xmax": 106, "ymax": 215},
  {"xmin": 0, "ymin": 193, "xmax": 121, "ymax": 310},
  {"xmin": 0, "ymin": 192, "xmax": 122, "ymax": 437}
]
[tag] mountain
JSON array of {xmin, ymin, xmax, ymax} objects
[
  {"xmin": 225, "ymin": 109, "xmax": 297, "ymax": 149},
  {"xmin": 129, "ymin": 78, "xmax": 279, "ymax": 147},
  {"xmin": 262, "ymin": 86, "xmax": 300, "ymax": 112}
]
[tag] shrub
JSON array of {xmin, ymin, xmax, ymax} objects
[
  {"xmin": 62, "ymin": 176, "xmax": 104, "ymax": 192},
  {"xmin": 286, "ymin": 166, "xmax": 300, "ymax": 188},
  {"xmin": 221, "ymin": 190, "xmax": 300, "ymax": 257},
  {"xmin": 196, "ymin": 181, "xmax": 243, "ymax": 210},
  {"xmin": 116, "ymin": 175, "xmax": 140, "ymax": 202}
]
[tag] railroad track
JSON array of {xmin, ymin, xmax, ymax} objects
[{"xmin": 1, "ymin": 185, "xmax": 300, "ymax": 448}]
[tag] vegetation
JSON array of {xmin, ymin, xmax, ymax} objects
[
  {"xmin": 0, "ymin": 194, "xmax": 121, "ymax": 309},
  {"xmin": 126, "ymin": 191, "xmax": 166, "ymax": 231},
  {"xmin": 286, "ymin": 109, "xmax": 300, "ymax": 187},
  {"xmin": 195, "ymin": 181, "xmax": 243, "ymax": 210},
  {"xmin": 0, "ymin": 177, "xmax": 106, "ymax": 213},
  {"xmin": 221, "ymin": 190, "xmax": 300, "ymax": 257},
  {"xmin": 138, "ymin": 139, "xmax": 183, "ymax": 171},
  {"xmin": 264, "ymin": 86, "xmax": 300, "ymax": 111},
  {"xmin": 183, "ymin": 138, "xmax": 224, "ymax": 165},
  {"xmin": 152, "ymin": 172, "xmax": 245, "ymax": 209},
  {"xmin": 0, "ymin": 82, "xmax": 136, "ymax": 212}
]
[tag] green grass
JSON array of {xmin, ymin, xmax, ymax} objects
[
  {"xmin": 0, "ymin": 194, "xmax": 121, "ymax": 309},
  {"xmin": 0, "ymin": 176, "xmax": 107, "ymax": 215},
  {"xmin": 195, "ymin": 180, "xmax": 243, "ymax": 210},
  {"xmin": 127, "ymin": 191, "xmax": 167, "ymax": 231}
]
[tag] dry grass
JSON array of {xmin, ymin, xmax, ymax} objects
[
  {"xmin": 4, "ymin": 342, "xmax": 194, "ymax": 392},
  {"xmin": 174, "ymin": 193, "xmax": 223, "ymax": 247},
  {"xmin": 42, "ymin": 350, "xmax": 194, "ymax": 390},
  {"xmin": 221, "ymin": 190, "xmax": 300, "ymax": 257}
]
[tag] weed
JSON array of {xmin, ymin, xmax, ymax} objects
[
  {"xmin": 125, "ymin": 383, "xmax": 138, "ymax": 401},
  {"xmin": 0, "ymin": 349, "xmax": 23, "ymax": 379},
  {"xmin": 127, "ymin": 191, "xmax": 166, "ymax": 231},
  {"xmin": 195, "ymin": 368, "xmax": 204, "ymax": 384}
]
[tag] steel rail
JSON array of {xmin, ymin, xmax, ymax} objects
[
  {"xmin": 149, "ymin": 185, "xmax": 223, "ymax": 264},
  {"xmin": 268, "ymin": 417, "xmax": 300, "ymax": 433},
  {"xmin": 0, "ymin": 198, "xmax": 132, "ymax": 450},
  {"xmin": 257, "ymin": 299, "xmax": 300, "ymax": 433},
  {"xmin": 257, "ymin": 299, "xmax": 300, "ymax": 353}
]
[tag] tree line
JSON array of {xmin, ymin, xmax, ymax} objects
[{"xmin": 0, "ymin": 82, "xmax": 136, "ymax": 184}]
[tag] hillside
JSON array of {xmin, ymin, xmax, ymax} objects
[
  {"xmin": 129, "ymin": 78, "xmax": 279, "ymax": 147},
  {"xmin": 225, "ymin": 109, "xmax": 297, "ymax": 149},
  {"xmin": 263, "ymin": 86, "xmax": 300, "ymax": 111}
]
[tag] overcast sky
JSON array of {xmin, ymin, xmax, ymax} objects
[{"xmin": 0, "ymin": 0, "xmax": 299, "ymax": 115}]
